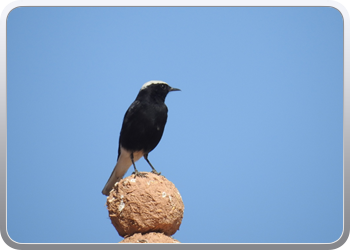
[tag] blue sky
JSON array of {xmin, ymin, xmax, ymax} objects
[{"xmin": 6, "ymin": 7, "xmax": 343, "ymax": 243}]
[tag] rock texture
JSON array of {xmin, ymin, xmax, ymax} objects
[
  {"xmin": 106, "ymin": 172, "xmax": 184, "ymax": 238},
  {"xmin": 119, "ymin": 232, "xmax": 180, "ymax": 243}
]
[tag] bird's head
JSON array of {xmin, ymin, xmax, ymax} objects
[{"xmin": 138, "ymin": 80, "xmax": 180, "ymax": 102}]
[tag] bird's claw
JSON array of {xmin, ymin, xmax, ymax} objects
[
  {"xmin": 132, "ymin": 170, "xmax": 147, "ymax": 178},
  {"xmin": 151, "ymin": 169, "xmax": 162, "ymax": 176}
]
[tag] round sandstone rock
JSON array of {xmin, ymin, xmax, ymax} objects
[
  {"xmin": 119, "ymin": 232, "xmax": 180, "ymax": 243},
  {"xmin": 106, "ymin": 172, "xmax": 184, "ymax": 237}
]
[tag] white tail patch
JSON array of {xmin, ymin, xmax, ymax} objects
[{"xmin": 101, "ymin": 146, "xmax": 144, "ymax": 195}]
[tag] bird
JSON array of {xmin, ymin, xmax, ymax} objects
[{"xmin": 102, "ymin": 80, "xmax": 180, "ymax": 196}]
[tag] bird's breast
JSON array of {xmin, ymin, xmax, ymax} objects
[{"xmin": 119, "ymin": 102, "xmax": 168, "ymax": 153}]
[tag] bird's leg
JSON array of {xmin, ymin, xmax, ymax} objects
[
  {"xmin": 144, "ymin": 153, "xmax": 161, "ymax": 175},
  {"xmin": 131, "ymin": 152, "xmax": 147, "ymax": 178}
]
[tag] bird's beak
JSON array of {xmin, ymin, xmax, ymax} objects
[{"xmin": 169, "ymin": 87, "xmax": 181, "ymax": 92}]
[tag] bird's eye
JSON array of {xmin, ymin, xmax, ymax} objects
[{"xmin": 161, "ymin": 84, "xmax": 166, "ymax": 89}]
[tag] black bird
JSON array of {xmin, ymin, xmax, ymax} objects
[{"xmin": 102, "ymin": 80, "xmax": 180, "ymax": 196}]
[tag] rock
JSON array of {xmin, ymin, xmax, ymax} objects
[
  {"xmin": 106, "ymin": 172, "xmax": 184, "ymax": 237},
  {"xmin": 119, "ymin": 232, "xmax": 180, "ymax": 243}
]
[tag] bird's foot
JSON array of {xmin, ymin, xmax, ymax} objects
[
  {"xmin": 151, "ymin": 169, "xmax": 162, "ymax": 176},
  {"xmin": 132, "ymin": 170, "xmax": 147, "ymax": 178}
]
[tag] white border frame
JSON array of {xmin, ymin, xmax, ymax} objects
[{"xmin": 1, "ymin": 1, "xmax": 348, "ymax": 249}]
